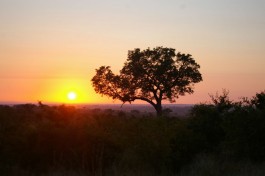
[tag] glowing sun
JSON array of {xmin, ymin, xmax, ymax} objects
[{"xmin": 67, "ymin": 91, "xmax": 77, "ymax": 100}]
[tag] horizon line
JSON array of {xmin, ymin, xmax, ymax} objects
[{"xmin": 0, "ymin": 101, "xmax": 194, "ymax": 106}]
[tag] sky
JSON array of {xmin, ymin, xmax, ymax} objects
[{"xmin": 0, "ymin": 0, "xmax": 265, "ymax": 104}]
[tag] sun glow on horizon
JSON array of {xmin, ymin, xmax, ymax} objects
[
  {"xmin": 67, "ymin": 91, "xmax": 77, "ymax": 101},
  {"xmin": 35, "ymin": 78, "xmax": 113, "ymax": 104}
]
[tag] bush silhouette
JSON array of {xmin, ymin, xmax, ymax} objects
[{"xmin": 1, "ymin": 91, "xmax": 265, "ymax": 175}]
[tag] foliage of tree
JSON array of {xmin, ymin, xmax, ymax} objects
[
  {"xmin": 209, "ymin": 89, "xmax": 233, "ymax": 113},
  {"xmin": 251, "ymin": 91, "xmax": 265, "ymax": 110},
  {"xmin": 92, "ymin": 47, "xmax": 202, "ymax": 116}
]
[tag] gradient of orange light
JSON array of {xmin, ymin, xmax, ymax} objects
[{"xmin": 33, "ymin": 78, "xmax": 111, "ymax": 104}]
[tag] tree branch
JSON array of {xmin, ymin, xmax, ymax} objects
[{"xmin": 133, "ymin": 97, "xmax": 157, "ymax": 108}]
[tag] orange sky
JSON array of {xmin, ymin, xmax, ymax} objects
[{"xmin": 0, "ymin": 0, "xmax": 265, "ymax": 104}]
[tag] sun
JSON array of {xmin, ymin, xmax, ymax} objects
[{"xmin": 67, "ymin": 91, "xmax": 77, "ymax": 101}]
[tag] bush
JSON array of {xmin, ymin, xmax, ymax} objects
[{"xmin": 1, "ymin": 90, "xmax": 265, "ymax": 175}]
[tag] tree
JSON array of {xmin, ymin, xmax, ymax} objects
[
  {"xmin": 251, "ymin": 91, "xmax": 265, "ymax": 110},
  {"xmin": 92, "ymin": 47, "xmax": 202, "ymax": 116},
  {"xmin": 209, "ymin": 89, "xmax": 233, "ymax": 113}
]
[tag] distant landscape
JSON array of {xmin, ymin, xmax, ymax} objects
[
  {"xmin": 0, "ymin": 103, "xmax": 193, "ymax": 116},
  {"xmin": 70, "ymin": 104, "xmax": 193, "ymax": 117}
]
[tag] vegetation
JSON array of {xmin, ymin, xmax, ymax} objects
[
  {"xmin": 92, "ymin": 47, "xmax": 202, "ymax": 116},
  {"xmin": 0, "ymin": 90, "xmax": 265, "ymax": 175}
]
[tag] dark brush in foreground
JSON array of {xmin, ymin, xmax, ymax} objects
[{"xmin": 0, "ymin": 91, "xmax": 264, "ymax": 175}]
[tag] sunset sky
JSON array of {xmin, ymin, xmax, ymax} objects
[{"xmin": 0, "ymin": 0, "xmax": 265, "ymax": 104}]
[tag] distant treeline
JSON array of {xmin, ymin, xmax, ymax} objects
[{"xmin": 0, "ymin": 90, "xmax": 265, "ymax": 175}]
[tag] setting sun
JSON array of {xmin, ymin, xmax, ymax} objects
[{"xmin": 67, "ymin": 92, "xmax": 77, "ymax": 101}]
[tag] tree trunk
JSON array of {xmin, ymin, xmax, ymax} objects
[
  {"xmin": 155, "ymin": 102, "xmax": 163, "ymax": 117},
  {"xmin": 135, "ymin": 97, "xmax": 163, "ymax": 117}
]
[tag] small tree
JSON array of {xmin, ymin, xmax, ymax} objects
[
  {"xmin": 92, "ymin": 47, "xmax": 202, "ymax": 116},
  {"xmin": 251, "ymin": 91, "xmax": 265, "ymax": 110},
  {"xmin": 209, "ymin": 89, "xmax": 233, "ymax": 113}
]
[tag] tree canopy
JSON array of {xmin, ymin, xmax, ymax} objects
[{"xmin": 92, "ymin": 47, "xmax": 202, "ymax": 116}]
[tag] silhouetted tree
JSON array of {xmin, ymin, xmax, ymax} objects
[
  {"xmin": 251, "ymin": 91, "xmax": 265, "ymax": 110},
  {"xmin": 209, "ymin": 89, "xmax": 233, "ymax": 113},
  {"xmin": 92, "ymin": 47, "xmax": 202, "ymax": 116}
]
